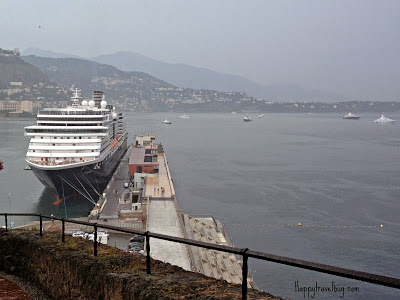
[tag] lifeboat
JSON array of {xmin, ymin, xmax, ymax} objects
[{"xmin": 110, "ymin": 139, "xmax": 118, "ymax": 148}]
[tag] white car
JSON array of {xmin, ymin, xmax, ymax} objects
[{"xmin": 72, "ymin": 230, "xmax": 86, "ymax": 238}]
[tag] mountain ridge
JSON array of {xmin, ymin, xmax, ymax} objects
[
  {"xmin": 22, "ymin": 48, "xmax": 343, "ymax": 102},
  {"xmin": 0, "ymin": 48, "xmax": 69, "ymax": 102},
  {"xmin": 92, "ymin": 51, "xmax": 345, "ymax": 102},
  {"xmin": 22, "ymin": 55, "xmax": 263, "ymax": 112}
]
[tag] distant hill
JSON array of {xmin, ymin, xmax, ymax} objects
[
  {"xmin": 21, "ymin": 48, "xmax": 343, "ymax": 102},
  {"xmin": 22, "ymin": 48, "xmax": 83, "ymax": 59},
  {"xmin": 0, "ymin": 50, "xmax": 49, "ymax": 89},
  {"xmin": 3, "ymin": 51, "xmax": 399, "ymax": 113},
  {"xmin": 22, "ymin": 55, "xmax": 265, "ymax": 112},
  {"xmin": 0, "ymin": 48, "xmax": 68, "ymax": 101},
  {"xmin": 22, "ymin": 55, "xmax": 178, "ymax": 111},
  {"xmin": 93, "ymin": 51, "xmax": 343, "ymax": 102}
]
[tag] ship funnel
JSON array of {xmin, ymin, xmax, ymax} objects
[{"xmin": 92, "ymin": 91, "xmax": 104, "ymax": 108}]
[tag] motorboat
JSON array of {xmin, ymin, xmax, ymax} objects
[
  {"xmin": 343, "ymin": 112, "xmax": 360, "ymax": 120},
  {"xmin": 244, "ymin": 115, "xmax": 252, "ymax": 122},
  {"xmin": 162, "ymin": 118, "xmax": 172, "ymax": 124},
  {"xmin": 373, "ymin": 114, "xmax": 396, "ymax": 123},
  {"xmin": 258, "ymin": 114, "xmax": 264, "ymax": 118},
  {"xmin": 178, "ymin": 114, "xmax": 190, "ymax": 119}
]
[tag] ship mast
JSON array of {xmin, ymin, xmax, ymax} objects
[{"xmin": 71, "ymin": 88, "xmax": 82, "ymax": 107}]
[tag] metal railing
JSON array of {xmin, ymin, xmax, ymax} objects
[{"xmin": 1, "ymin": 213, "xmax": 400, "ymax": 300}]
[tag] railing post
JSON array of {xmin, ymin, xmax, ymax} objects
[
  {"xmin": 145, "ymin": 231, "xmax": 151, "ymax": 274},
  {"xmin": 4, "ymin": 213, "xmax": 7, "ymax": 232},
  {"xmin": 93, "ymin": 223, "xmax": 98, "ymax": 257},
  {"xmin": 61, "ymin": 218, "xmax": 65, "ymax": 242},
  {"xmin": 39, "ymin": 214, "xmax": 43, "ymax": 237},
  {"xmin": 241, "ymin": 248, "xmax": 249, "ymax": 300}
]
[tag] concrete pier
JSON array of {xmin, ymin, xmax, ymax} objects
[{"xmin": 146, "ymin": 153, "xmax": 191, "ymax": 271}]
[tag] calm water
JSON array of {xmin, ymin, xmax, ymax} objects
[{"xmin": 1, "ymin": 113, "xmax": 400, "ymax": 299}]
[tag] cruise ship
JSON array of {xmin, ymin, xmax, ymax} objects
[{"xmin": 25, "ymin": 89, "xmax": 128, "ymax": 203}]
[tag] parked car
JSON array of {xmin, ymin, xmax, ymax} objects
[
  {"xmin": 128, "ymin": 242, "xmax": 142, "ymax": 249},
  {"xmin": 72, "ymin": 230, "xmax": 86, "ymax": 238},
  {"xmin": 130, "ymin": 235, "xmax": 144, "ymax": 242}
]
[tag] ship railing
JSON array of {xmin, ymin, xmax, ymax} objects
[
  {"xmin": 1, "ymin": 213, "xmax": 400, "ymax": 300},
  {"xmin": 26, "ymin": 159, "xmax": 93, "ymax": 166}
]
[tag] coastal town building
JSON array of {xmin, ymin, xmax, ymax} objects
[{"xmin": 0, "ymin": 100, "xmax": 33, "ymax": 113}]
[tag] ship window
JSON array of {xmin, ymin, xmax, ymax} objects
[
  {"xmin": 53, "ymin": 144, "xmax": 55, "ymax": 146},
  {"xmin": 79, "ymin": 137, "xmax": 81, "ymax": 139},
  {"xmin": 41, "ymin": 137, "xmax": 43, "ymax": 139},
  {"xmin": 33, "ymin": 150, "xmax": 35, "ymax": 152},
  {"xmin": 54, "ymin": 137, "xmax": 57, "ymax": 139}
]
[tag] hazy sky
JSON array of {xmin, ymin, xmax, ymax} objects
[{"xmin": 1, "ymin": 0, "xmax": 400, "ymax": 99}]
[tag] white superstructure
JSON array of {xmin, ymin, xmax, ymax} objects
[
  {"xmin": 373, "ymin": 114, "xmax": 396, "ymax": 123},
  {"xmin": 25, "ymin": 89, "xmax": 127, "ymax": 170}
]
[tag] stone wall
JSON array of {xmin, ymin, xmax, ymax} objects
[{"xmin": 0, "ymin": 229, "xmax": 281, "ymax": 300}]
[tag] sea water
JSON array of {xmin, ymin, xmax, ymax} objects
[{"xmin": 1, "ymin": 113, "xmax": 400, "ymax": 299}]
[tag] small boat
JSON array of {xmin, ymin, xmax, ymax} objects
[
  {"xmin": 178, "ymin": 114, "xmax": 190, "ymax": 119},
  {"xmin": 374, "ymin": 114, "xmax": 396, "ymax": 123},
  {"xmin": 244, "ymin": 115, "xmax": 252, "ymax": 122},
  {"xmin": 231, "ymin": 112, "xmax": 237, "ymax": 115},
  {"xmin": 0, "ymin": 160, "xmax": 3, "ymax": 170},
  {"xmin": 258, "ymin": 114, "xmax": 264, "ymax": 118},
  {"xmin": 343, "ymin": 112, "xmax": 360, "ymax": 120},
  {"xmin": 162, "ymin": 118, "xmax": 171, "ymax": 124}
]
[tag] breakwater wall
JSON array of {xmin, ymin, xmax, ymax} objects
[{"xmin": 0, "ymin": 229, "xmax": 279, "ymax": 300}]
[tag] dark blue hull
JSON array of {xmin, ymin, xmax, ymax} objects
[{"xmin": 30, "ymin": 140, "xmax": 127, "ymax": 203}]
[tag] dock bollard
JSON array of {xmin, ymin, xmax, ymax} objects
[
  {"xmin": 4, "ymin": 213, "xmax": 7, "ymax": 232},
  {"xmin": 93, "ymin": 223, "xmax": 98, "ymax": 257},
  {"xmin": 241, "ymin": 248, "xmax": 249, "ymax": 300}
]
